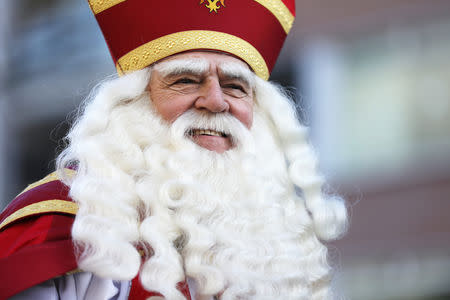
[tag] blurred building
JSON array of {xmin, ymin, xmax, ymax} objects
[
  {"xmin": 0, "ymin": 1, "xmax": 449, "ymax": 299},
  {"xmin": 0, "ymin": 0, "xmax": 115, "ymax": 204}
]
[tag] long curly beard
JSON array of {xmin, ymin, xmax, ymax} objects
[
  {"xmin": 59, "ymin": 69, "xmax": 337, "ymax": 300},
  {"xmin": 133, "ymin": 101, "xmax": 329, "ymax": 300}
]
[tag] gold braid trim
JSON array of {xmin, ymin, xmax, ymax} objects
[
  {"xmin": 88, "ymin": 0, "xmax": 127, "ymax": 14},
  {"xmin": 17, "ymin": 169, "xmax": 76, "ymax": 197},
  {"xmin": 65, "ymin": 269, "xmax": 83, "ymax": 276},
  {"xmin": 1, "ymin": 169, "xmax": 77, "ymax": 231},
  {"xmin": 254, "ymin": 0, "xmax": 294, "ymax": 34},
  {"xmin": 0, "ymin": 200, "xmax": 79, "ymax": 231},
  {"xmin": 116, "ymin": 30, "xmax": 269, "ymax": 80}
]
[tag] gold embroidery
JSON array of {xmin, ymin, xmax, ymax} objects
[
  {"xmin": 88, "ymin": 0, "xmax": 127, "ymax": 14},
  {"xmin": 116, "ymin": 30, "xmax": 269, "ymax": 80},
  {"xmin": 200, "ymin": 0, "xmax": 226, "ymax": 13},
  {"xmin": 65, "ymin": 268, "xmax": 83, "ymax": 276},
  {"xmin": 0, "ymin": 200, "xmax": 79, "ymax": 231},
  {"xmin": 254, "ymin": 0, "xmax": 294, "ymax": 34},
  {"xmin": 17, "ymin": 169, "xmax": 76, "ymax": 197}
]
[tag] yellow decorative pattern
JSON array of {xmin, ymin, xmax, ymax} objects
[
  {"xmin": 0, "ymin": 200, "xmax": 79, "ymax": 231},
  {"xmin": 201, "ymin": 0, "xmax": 225, "ymax": 13},
  {"xmin": 254, "ymin": 0, "xmax": 294, "ymax": 34},
  {"xmin": 116, "ymin": 30, "xmax": 269, "ymax": 80},
  {"xmin": 88, "ymin": 0, "xmax": 127, "ymax": 14},
  {"xmin": 18, "ymin": 169, "xmax": 76, "ymax": 197},
  {"xmin": 65, "ymin": 268, "xmax": 83, "ymax": 276}
]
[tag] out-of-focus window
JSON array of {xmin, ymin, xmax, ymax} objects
[
  {"xmin": 298, "ymin": 15, "xmax": 450, "ymax": 300},
  {"xmin": 299, "ymin": 20, "xmax": 450, "ymax": 183},
  {"xmin": 0, "ymin": 0, "xmax": 113, "ymax": 209}
]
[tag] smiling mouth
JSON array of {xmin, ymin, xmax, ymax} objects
[
  {"xmin": 188, "ymin": 129, "xmax": 228, "ymax": 138},
  {"xmin": 186, "ymin": 128, "xmax": 233, "ymax": 153}
]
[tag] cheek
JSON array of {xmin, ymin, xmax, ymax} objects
[
  {"xmin": 233, "ymin": 101, "xmax": 253, "ymax": 129},
  {"xmin": 150, "ymin": 91, "xmax": 192, "ymax": 123}
]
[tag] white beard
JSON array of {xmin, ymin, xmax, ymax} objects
[
  {"xmin": 127, "ymin": 99, "xmax": 315, "ymax": 300},
  {"xmin": 60, "ymin": 70, "xmax": 336, "ymax": 300}
]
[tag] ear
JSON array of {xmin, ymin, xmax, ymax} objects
[
  {"xmin": 146, "ymin": 67, "xmax": 155, "ymax": 92},
  {"xmin": 146, "ymin": 78, "xmax": 152, "ymax": 93}
]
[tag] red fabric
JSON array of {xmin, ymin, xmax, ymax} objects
[
  {"xmin": 281, "ymin": 0, "xmax": 296, "ymax": 15},
  {"xmin": 177, "ymin": 281, "xmax": 193, "ymax": 300},
  {"xmin": 0, "ymin": 214, "xmax": 77, "ymax": 299},
  {"xmin": 0, "ymin": 180, "xmax": 70, "ymax": 225},
  {"xmin": 129, "ymin": 276, "xmax": 192, "ymax": 300},
  {"xmin": 0, "ymin": 175, "xmax": 194, "ymax": 299},
  {"xmin": 0, "ymin": 177, "xmax": 77, "ymax": 299},
  {"xmin": 129, "ymin": 276, "xmax": 163, "ymax": 300},
  {"xmin": 0, "ymin": 213, "xmax": 52, "ymax": 258},
  {"xmin": 93, "ymin": 0, "xmax": 292, "ymax": 75}
]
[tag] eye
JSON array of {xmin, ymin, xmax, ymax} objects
[
  {"xmin": 225, "ymin": 83, "xmax": 245, "ymax": 92},
  {"xmin": 166, "ymin": 76, "xmax": 201, "ymax": 93},
  {"xmin": 172, "ymin": 77, "xmax": 198, "ymax": 85},
  {"xmin": 222, "ymin": 82, "xmax": 250, "ymax": 98}
]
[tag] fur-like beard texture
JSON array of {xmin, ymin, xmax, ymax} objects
[
  {"xmin": 57, "ymin": 68, "xmax": 342, "ymax": 300},
  {"xmin": 138, "ymin": 108, "xmax": 323, "ymax": 300}
]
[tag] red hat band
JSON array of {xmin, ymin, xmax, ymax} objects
[{"xmin": 88, "ymin": 0, "xmax": 295, "ymax": 80}]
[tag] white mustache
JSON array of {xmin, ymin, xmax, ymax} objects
[{"xmin": 169, "ymin": 109, "xmax": 255, "ymax": 153}]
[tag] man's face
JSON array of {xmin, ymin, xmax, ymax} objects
[{"xmin": 148, "ymin": 51, "xmax": 254, "ymax": 153}]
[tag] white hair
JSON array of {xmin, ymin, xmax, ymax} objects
[{"xmin": 57, "ymin": 64, "xmax": 347, "ymax": 300}]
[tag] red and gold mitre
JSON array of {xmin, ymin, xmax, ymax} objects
[{"xmin": 87, "ymin": 0, "xmax": 295, "ymax": 80}]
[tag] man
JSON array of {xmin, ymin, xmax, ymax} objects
[{"xmin": 0, "ymin": 1, "xmax": 347, "ymax": 299}]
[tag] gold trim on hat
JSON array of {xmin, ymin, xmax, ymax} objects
[
  {"xmin": 254, "ymin": 0, "xmax": 294, "ymax": 34},
  {"xmin": 116, "ymin": 30, "xmax": 270, "ymax": 80},
  {"xmin": 0, "ymin": 200, "xmax": 79, "ymax": 231},
  {"xmin": 88, "ymin": 0, "xmax": 127, "ymax": 14}
]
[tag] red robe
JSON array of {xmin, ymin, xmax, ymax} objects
[{"xmin": 0, "ymin": 170, "xmax": 191, "ymax": 300}]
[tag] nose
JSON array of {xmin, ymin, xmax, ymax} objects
[{"xmin": 194, "ymin": 77, "xmax": 229, "ymax": 113}]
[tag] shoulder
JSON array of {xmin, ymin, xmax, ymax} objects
[
  {"xmin": 0, "ymin": 168, "xmax": 78, "ymax": 231},
  {"xmin": 0, "ymin": 169, "xmax": 79, "ymax": 299}
]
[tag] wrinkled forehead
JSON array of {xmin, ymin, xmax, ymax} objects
[{"xmin": 153, "ymin": 52, "xmax": 255, "ymax": 87}]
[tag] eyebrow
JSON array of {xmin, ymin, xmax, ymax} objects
[
  {"xmin": 153, "ymin": 57, "xmax": 255, "ymax": 88},
  {"xmin": 218, "ymin": 61, "xmax": 254, "ymax": 88},
  {"xmin": 154, "ymin": 58, "xmax": 209, "ymax": 77}
]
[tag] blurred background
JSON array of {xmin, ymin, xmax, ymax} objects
[{"xmin": 0, "ymin": 0, "xmax": 449, "ymax": 299}]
